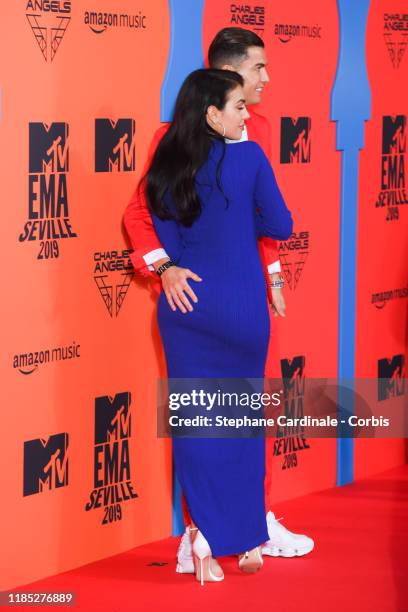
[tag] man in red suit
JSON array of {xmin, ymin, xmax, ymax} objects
[{"xmin": 124, "ymin": 27, "xmax": 314, "ymax": 572}]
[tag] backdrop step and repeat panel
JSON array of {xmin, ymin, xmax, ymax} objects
[
  {"xmin": 1, "ymin": 0, "xmax": 407, "ymax": 592},
  {"xmin": 354, "ymin": 1, "xmax": 408, "ymax": 477},
  {"xmin": 0, "ymin": 1, "xmax": 172, "ymax": 590}
]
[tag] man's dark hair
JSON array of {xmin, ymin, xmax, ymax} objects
[{"xmin": 208, "ymin": 27, "xmax": 264, "ymax": 69}]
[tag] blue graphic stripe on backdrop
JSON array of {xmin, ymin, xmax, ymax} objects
[
  {"xmin": 161, "ymin": 0, "xmax": 205, "ymax": 535},
  {"xmin": 331, "ymin": 0, "xmax": 371, "ymax": 485},
  {"xmin": 161, "ymin": 0, "xmax": 205, "ymax": 123}
]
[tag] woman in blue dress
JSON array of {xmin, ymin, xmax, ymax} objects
[{"xmin": 144, "ymin": 69, "xmax": 293, "ymax": 585}]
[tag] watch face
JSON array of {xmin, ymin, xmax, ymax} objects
[{"xmin": 271, "ymin": 279, "xmax": 284, "ymax": 288}]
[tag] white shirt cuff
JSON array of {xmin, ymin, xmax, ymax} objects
[
  {"xmin": 143, "ymin": 248, "xmax": 169, "ymax": 271},
  {"xmin": 267, "ymin": 260, "xmax": 281, "ymax": 274}
]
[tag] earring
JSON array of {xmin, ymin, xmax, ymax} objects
[{"xmin": 217, "ymin": 121, "xmax": 226, "ymax": 138}]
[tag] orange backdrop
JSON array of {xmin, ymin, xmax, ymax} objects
[
  {"xmin": 0, "ymin": 0, "xmax": 406, "ymax": 591},
  {"xmin": 354, "ymin": 0, "xmax": 407, "ymax": 477},
  {"xmin": 0, "ymin": 0, "xmax": 171, "ymax": 590}
]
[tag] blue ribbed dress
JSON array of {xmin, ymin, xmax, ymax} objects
[{"xmin": 152, "ymin": 140, "xmax": 293, "ymax": 557}]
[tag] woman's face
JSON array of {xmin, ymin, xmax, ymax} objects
[{"xmin": 207, "ymin": 85, "xmax": 250, "ymax": 140}]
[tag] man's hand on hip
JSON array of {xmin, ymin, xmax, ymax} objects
[
  {"xmin": 160, "ymin": 265, "xmax": 202, "ymax": 314},
  {"xmin": 270, "ymin": 272, "xmax": 286, "ymax": 317}
]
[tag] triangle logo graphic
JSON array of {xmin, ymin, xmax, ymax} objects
[
  {"xmin": 26, "ymin": 11, "xmax": 70, "ymax": 62},
  {"xmin": 279, "ymin": 252, "xmax": 308, "ymax": 291},
  {"xmin": 116, "ymin": 273, "xmax": 134, "ymax": 316},
  {"xmin": 94, "ymin": 272, "xmax": 134, "ymax": 318},
  {"xmin": 94, "ymin": 276, "xmax": 113, "ymax": 317},
  {"xmin": 384, "ymin": 32, "xmax": 408, "ymax": 69}
]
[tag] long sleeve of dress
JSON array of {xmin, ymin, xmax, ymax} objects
[
  {"xmin": 247, "ymin": 112, "xmax": 281, "ymax": 274},
  {"xmin": 150, "ymin": 204, "xmax": 184, "ymax": 265},
  {"xmin": 252, "ymin": 144, "xmax": 293, "ymax": 241}
]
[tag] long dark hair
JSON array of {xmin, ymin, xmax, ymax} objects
[{"xmin": 144, "ymin": 68, "xmax": 243, "ymax": 226}]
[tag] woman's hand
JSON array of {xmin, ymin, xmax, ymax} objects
[{"xmin": 161, "ymin": 265, "xmax": 202, "ymax": 313}]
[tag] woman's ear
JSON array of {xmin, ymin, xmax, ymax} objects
[{"xmin": 206, "ymin": 104, "xmax": 220, "ymax": 127}]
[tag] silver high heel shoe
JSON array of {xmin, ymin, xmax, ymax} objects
[
  {"xmin": 190, "ymin": 528, "xmax": 224, "ymax": 586},
  {"xmin": 238, "ymin": 547, "xmax": 263, "ymax": 573}
]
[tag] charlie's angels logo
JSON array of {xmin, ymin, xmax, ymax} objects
[
  {"xmin": 278, "ymin": 231, "xmax": 309, "ymax": 290},
  {"xmin": 378, "ymin": 354, "xmax": 405, "ymax": 401},
  {"xmin": 280, "ymin": 117, "xmax": 311, "ymax": 164},
  {"xmin": 273, "ymin": 356, "xmax": 310, "ymax": 470},
  {"xmin": 94, "ymin": 250, "xmax": 134, "ymax": 317},
  {"xmin": 383, "ymin": 13, "xmax": 408, "ymax": 69},
  {"xmin": 375, "ymin": 115, "xmax": 407, "ymax": 221},
  {"xmin": 23, "ymin": 433, "xmax": 69, "ymax": 496},
  {"xmin": 229, "ymin": 4, "xmax": 265, "ymax": 37},
  {"xmin": 85, "ymin": 392, "xmax": 138, "ymax": 525},
  {"xmin": 26, "ymin": 1, "xmax": 71, "ymax": 62},
  {"xmin": 18, "ymin": 123, "xmax": 77, "ymax": 259},
  {"xmin": 95, "ymin": 119, "xmax": 136, "ymax": 172}
]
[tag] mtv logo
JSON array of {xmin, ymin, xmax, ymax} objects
[
  {"xmin": 378, "ymin": 355, "xmax": 405, "ymax": 401},
  {"xmin": 23, "ymin": 433, "xmax": 69, "ymax": 496},
  {"xmin": 29, "ymin": 123, "xmax": 69, "ymax": 173},
  {"xmin": 281, "ymin": 356, "xmax": 305, "ymax": 396},
  {"xmin": 95, "ymin": 119, "xmax": 136, "ymax": 172},
  {"xmin": 382, "ymin": 116, "xmax": 406, "ymax": 155},
  {"xmin": 95, "ymin": 392, "xmax": 132, "ymax": 445},
  {"xmin": 280, "ymin": 117, "xmax": 311, "ymax": 164}
]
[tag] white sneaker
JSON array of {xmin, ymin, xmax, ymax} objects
[
  {"xmin": 262, "ymin": 511, "xmax": 314, "ymax": 557},
  {"xmin": 175, "ymin": 526, "xmax": 195, "ymax": 574}
]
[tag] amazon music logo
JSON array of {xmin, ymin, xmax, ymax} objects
[
  {"xmin": 18, "ymin": 122, "xmax": 77, "ymax": 260},
  {"xmin": 93, "ymin": 250, "xmax": 134, "ymax": 317},
  {"xmin": 273, "ymin": 23, "xmax": 322, "ymax": 43},
  {"xmin": 84, "ymin": 10, "xmax": 147, "ymax": 34},
  {"xmin": 95, "ymin": 119, "xmax": 136, "ymax": 172},
  {"xmin": 374, "ymin": 115, "xmax": 407, "ymax": 221},
  {"xmin": 13, "ymin": 341, "xmax": 81, "ymax": 375},
  {"xmin": 280, "ymin": 117, "xmax": 311, "ymax": 164},
  {"xmin": 23, "ymin": 433, "xmax": 69, "ymax": 496},
  {"xmin": 229, "ymin": 5, "xmax": 265, "ymax": 37},
  {"xmin": 278, "ymin": 231, "xmax": 309, "ymax": 291},
  {"xmin": 273, "ymin": 356, "xmax": 310, "ymax": 470},
  {"xmin": 371, "ymin": 285, "xmax": 408, "ymax": 309},
  {"xmin": 383, "ymin": 13, "xmax": 408, "ymax": 69},
  {"xmin": 85, "ymin": 392, "xmax": 138, "ymax": 525},
  {"xmin": 26, "ymin": 1, "xmax": 71, "ymax": 62},
  {"xmin": 378, "ymin": 355, "xmax": 405, "ymax": 401}
]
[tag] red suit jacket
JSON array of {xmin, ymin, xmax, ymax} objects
[{"xmin": 124, "ymin": 109, "xmax": 280, "ymax": 303}]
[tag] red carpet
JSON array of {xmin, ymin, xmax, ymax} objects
[{"xmin": 7, "ymin": 466, "xmax": 408, "ymax": 612}]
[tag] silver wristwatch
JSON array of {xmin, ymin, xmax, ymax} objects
[{"xmin": 270, "ymin": 276, "xmax": 284, "ymax": 289}]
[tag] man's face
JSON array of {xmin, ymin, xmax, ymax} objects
[{"xmin": 234, "ymin": 46, "xmax": 270, "ymax": 106}]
